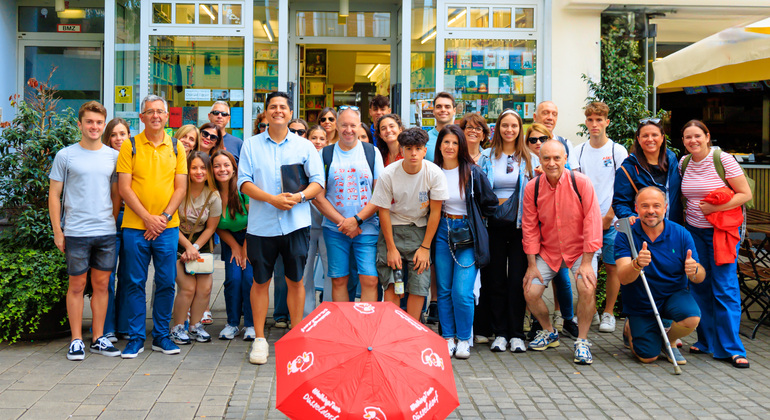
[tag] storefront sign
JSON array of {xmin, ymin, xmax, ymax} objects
[
  {"xmin": 185, "ymin": 89, "xmax": 211, "ymax": 101},
  {"xmin": 57, "ymin": 24, "xmax": 81, "ymax": 33},
  {"xmin": 115, "ymin": 86, "xmax": 132, "ymax": 104}
]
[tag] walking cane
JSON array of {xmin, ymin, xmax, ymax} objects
[{"xmin": 615, "ymin": 217, "xmax": 682, "ymax": 375}]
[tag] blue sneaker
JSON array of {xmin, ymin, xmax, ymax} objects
[
  {"xmin": 528, "ymin": 329, "xmax": 560, "ymax": 351},
  {"xmin": 152, "ymin": 336, "xmax": 181, "ymax": 355},
  {"xmin": 574, "ymin": 338, "xmax": 593, "ymax": 365},
  {"xmin": 121, "ymin": 338, "xmax": 145, "ymax": 359}
]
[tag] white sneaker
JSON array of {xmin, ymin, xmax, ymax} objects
[
  {"xmin": 553, "ymin": 311, "xmax": 564, "ymax": 332},
  {"xmin": 592, "ymin": 312, "xmax": 601, "ymax": 326},
  {"xmin": 243, "ymin": 326, "xmax": 256, "ymax": 341},
  {"xmin": 523, "ymin": 314, "xmax": 532, "ymax": 332},
  {"xmin": 598, "ymin": 312, "xmax": 616, "ymax": 333},
  {"xmin": 170, "ymin": 324, "xmax": 191, "ymax": 345},
  {"xmin": 510, "ymin": 337, "xmax": 527, "ymax": 353},
  {"xmin": 249, "ymin": 337, "xmax": 269, "ymax": 365},
  {"xmin": 447, "ymin": 338, "xmax": 457, "ymax": 356},
  {"xmin": 188, "ymin": 322, "xmax": 211, "ymax": 342},
  {"xmin": 455, "ymin": 340, "xmax": 471, "ymax": 359},
  {"xmin": 474, "ymin": 335, "xmax": 490, "ymax": 344},
  {"xmin": 490, "ymin": 336, "xmax": 507, "ymax": 352},
  {"xmin": 219, "ymin": 324, "xmax": 241, "ymax": 340}
]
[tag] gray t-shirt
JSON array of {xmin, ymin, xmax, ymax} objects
[{"xmin": 49, "ymin": 143, "xmax": 119, "ymax": 237}]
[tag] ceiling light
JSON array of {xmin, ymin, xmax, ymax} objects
[
  {"xmin": 367, "ymin": 64, "xmax": 381, "ymax": 79},
  {"xmin": 420, "ymin": 29, "xmax": 437, "ymax": 44},
  {"xmin": 201, "ymin": 5, "xmax": 216, "ymax": 21}
]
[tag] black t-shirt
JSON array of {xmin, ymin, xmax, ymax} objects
[{"xmin": 648, "ymin": 164, "xmax": 668, "ymax": 186}]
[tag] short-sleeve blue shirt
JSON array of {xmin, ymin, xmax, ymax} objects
[
  {"xmin": 425, "ymin": 128, "xmax": 439, "ymax": 162},
  {"xmin": 614, "ymin": 220, "xmax": 699, "ymax": 316},
  {"xmin": 237, "ymin": 130, "xmax": 325, "ymax": 237}
]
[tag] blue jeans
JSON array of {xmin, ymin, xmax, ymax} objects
[
  {"xmin": 222, "ymin": 230, "xmax": 254, "ymax": 328},
  {"xmin": 435, "ymin": 218, "xmax": 477, "ymax": 341},
  {"xmin": 687, "ymin": 225, "xmax": 746, "ymax": 358},
  {"xmin": 272, "ymin": 256, "xmax": 288, "ymax": 321},
  {"xmin": 121, "ymin": 227, "xmax": 179, "ymax": 341},
  {"xmin": 104, "ymin": 212, "xmax": 121, "ymax": 335},
  {"xmin": 552, "ymin": 268, "xmax": 574, "ymax": 319}
]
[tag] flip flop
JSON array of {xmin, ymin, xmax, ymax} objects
[{"xmin": 731, "ymin": 355, "xmax": 750, "ymax": 369}]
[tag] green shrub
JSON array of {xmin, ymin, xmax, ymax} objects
[
  {"xmin": 595, "ymin": 264, "xmax": 622, "ymax": 316},
  {"xmin": 0, "ymin": 248, "xmax": 68, "ymax": 343}
]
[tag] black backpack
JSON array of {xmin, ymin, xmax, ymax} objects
[
  {"xmin": 129, "ymin": 136, "xmax": 179, "ymax": 157},
  {"xmin": 533, "ymin": 170, "xmax": 583, "ymax": 209}
]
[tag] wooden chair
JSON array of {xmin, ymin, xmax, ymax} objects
[{"xmin": 738, "ymin": 237, "xmax": 770, "ymax": 339}]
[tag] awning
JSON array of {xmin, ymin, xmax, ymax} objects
[{"xmin": 653, "ymin": 17, "xmax": 770, "ymax": 89}]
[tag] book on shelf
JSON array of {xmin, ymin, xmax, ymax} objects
[
  {"xmin": 459, "ymin": 51, "xmax": 471, "ymax": 69},
  {"xmin": 522, "ymin": 51, "xmax": 534, "ymax": 70},
  {"xmin": 466, "ymin": 76, "xmax": 478, "ymax": 93},
  {"xmin": 488, "ymin": 77, "xmax": 499, "ymax": 94},
  {"xmin": 445, "ymin": 51, "xmax": 457, "ymax": 70},
  {"xmin": 182, "ymin": 107, "xmax": 198, "ymax": 126},
  {"xmin": 455, "ymin": 75, "xmax": 466, "ymax": 92},
  {"xmin": 484, "ymin": 50, "xmax": 497, "ymax": 69},
  {"xmin": 512, "ymin": 76, "xmax": 524, "ymax": 94},
  {"xmin": 498, "ymin": 74, "xmax": 511, "ymax": 94},
  {"xmin": 477, "ymin": 75, "xmax": 489, "ymax": 93},
  {"xmin": 256, "ymin": 61, "xmax": 268, "ymax": 76},
  {"xmin": 230, "ymin": 107, "xmax": 244, "ymax": 129},
  {"xmin": 510, "ymin": 51, "xmax": 522, "ymax": 70},
  {"xmin": 444, "ymin": 74, "xmax": 456, "ymax": 92},
  {"xmin": 308, "ymin": 81, "xmax": 325, "ymax": 95},
  {"xmin": 523, "ymin": 75, "xmax": 536, "ymax": 94},
  {"xmin": 169, "ymin": 107, "xmax": 182, "ymax": 128},
  {"xmin": 523, "ymin": 102, "xmax": 535, "ymax": 119},
  {"xmin": 471, "ymin": 50, "xmax": 484, "ymax": 69},
  {"xmin": 489, "ymin": 98, "xmax": 503, "ymax": 119},
  {"xmin": 497, "ymin": 51, "xmax": 508, "ymax": 70}
]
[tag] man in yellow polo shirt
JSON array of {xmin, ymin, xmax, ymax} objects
[{"xmin": 117, "ymin": 95, "xmax": 187, "ymax": 358}]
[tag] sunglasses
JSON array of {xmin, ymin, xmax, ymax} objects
[
  {"xmin": 339, "ymin": 105, "xmax": 360, "ymax": 111},
  {"xmin": 527, "ymin": 136, "xmax": 549, "ymax": 144},
  {"xmin": 319, "ymin": 117, "xmax": 335, "ymax": 123},
  {"xmin": 257, "ymin": 123, "xmax": 268, "ymax": 129},
  {"xmin": 289, "ymin": 128, "xmax": 307, "ymax": 136},
  {"xmin": 639, "ymin": 117, "xmax": 661, "ymax": 125},
  {"xmin": 201, "ymin": 131, "xmax": 220, "ymax": 141},
  {"xmin": 506, "ymin": 155, "xmax": 516, "ymax": 174},
  {"xmin": 210, "ymin": 110, "xmax": 230, "ymax": 117}
]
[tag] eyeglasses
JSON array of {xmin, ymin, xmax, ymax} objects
[
  {"xmin": 465, "ymin": 126, "xmax": 483, "ymax": 133},
  {"xmin": 289, "ymin": 128, "xmax": 307, "ymax": 136},
  {"xmin": 142, "ymin": 109, "xmax": 166, "ymax": 116},
  {"xmin": 257, "ymin": 123, "xmax": 268, "ymax": 130},
  {"xmin": 210, "ymin": 110, "xmax": 230, "ymax": 117},
  {"xmin": 639, "ymin": 117, "xmax": 661, "ymax": 125},
  {"xmin": 339, "ymin": 105, "xmax": 360, "ymax": 111},
  {"xmin": 319, "ymin": 117, "xmax": 335, "ymax": 123},
  {"xmin": 527, "ymin": 136, "xmax": 549, "ymax": 144},
  {"xmin": 506, "ymin": 155, "xmax": 516, "ymax": 174},
  {"xmin": 201, "ymin": 131, "xmax": 220, "ymax": 141}
]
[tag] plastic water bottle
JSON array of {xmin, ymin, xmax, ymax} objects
[{"xmin": 394, "ymin": 269, "xmax": 404, "ymax": 295}]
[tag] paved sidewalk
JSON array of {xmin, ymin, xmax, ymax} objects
[{"xmin": 1, "ymin": 262, "xmax": 769, "ymax": 419}]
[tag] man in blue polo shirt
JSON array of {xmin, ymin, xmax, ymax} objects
[
  {"xmin": 615, "ymin": 187, "xmax": 704, "ymax": 365},
  {"xmin": 238, "ymin": 91, "xmax": 325, "ymax": 365}
]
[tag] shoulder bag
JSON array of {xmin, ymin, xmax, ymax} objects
[{"xmin": 183, "ymin": 192, "xmax": 215, "ymax": 275}]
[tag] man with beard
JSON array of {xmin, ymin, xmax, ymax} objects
[{"xmin": 615, "ymin": 186, "xmax": 704, "ymax": 365}]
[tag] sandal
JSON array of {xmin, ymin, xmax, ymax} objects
[
  {"xmin": 731, "ymin": 355, "xmax": 750, "ymax": 369},
  {"xmin": 689, "ymin": 346, "xmax": 705, "ymax": 354}
]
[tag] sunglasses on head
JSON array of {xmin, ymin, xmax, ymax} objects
[
  {"xmin": 257, "ymin": 123, "xmax": 268, "ymax": 129},
  {"xmin": 319, "ymin": 117, "xmax": 335, "ymax": 123},
  {"xmin": 339, "ymin": 105, "xmax": 360, "ymax": 111},
  {"xmin": 201, "ymin": 131, "xmax": 220, "ymax": 141},
  {"xmin": 289, "ymin": 128, "xmax": 307, "ymax": 136},
  {"xmin": 527, "ymin": 136, "xmax": 549, "ymax": 144},
  {"xmin": 639, "ymin": 117, "xmax": 661, "ymax": 125},
  {"xmin": 210, "ymin": 110, "xmax": 230, "ymax": 117}
]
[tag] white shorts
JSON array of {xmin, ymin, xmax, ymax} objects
[{"xmin": 531, "ymin": 253, "xmax": 598, "ymax": 287}]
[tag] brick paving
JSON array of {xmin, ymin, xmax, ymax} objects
[{"xmin": 1, "ymin": 262, "xmax": 769, "ymax": 419}]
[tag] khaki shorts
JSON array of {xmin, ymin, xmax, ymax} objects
[{"xmin": 376, "ymin": 224, "xmax": 431, "ymax": 297}]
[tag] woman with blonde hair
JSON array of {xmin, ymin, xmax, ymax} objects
[{"xmin": 175, "ymin": 124, "xmax": 199, "ymax": 153}]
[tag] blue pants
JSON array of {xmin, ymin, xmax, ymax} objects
[
  {"xmin": 435, "ymin": 218, "xmax": 477, "ymax": 341},
  {"xmin": 104, "ymin": 221, "xmax": 120, "ymax": 335},
  {"xmin": 552, "ymin": 268, "xmax": 574, "ymax": 319},
  {"xmin": 272, "ymin": 256, "xmax": 288, "ymax": 321},
  {"xmin": 121, "ymin": 227, "xmax": 179, "ymax": 341},
  {"xmin": 222, "ymin": 230, "xmax": 254, "ymax": 328},
  {"xmin": 687, "ymin": 225, "xmax": 746, "ymax": 358},
  {"xmin": 111, "ymin": 210, "xmax": 131, "ymax": 335}
]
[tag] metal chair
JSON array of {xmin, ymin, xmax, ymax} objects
[{"xmin": 737, "ymin": 237, "xmax": 770, "ymax": 339}]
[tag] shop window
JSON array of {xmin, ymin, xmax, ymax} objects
[
  {"xmin": 492, "ymin": 8, "xmax": 511, "ymax": 29},
  {"xmin": 18, "ymin": 6, "xmax": 105, "ymax": 33},
  {"xmin": 515, "ymin": 8, "xmax": 534, "ymax": 29},
  {"xmin": 175, "ymin": 4, "xmax": 195, "ymax": 24},
  {"xmin": 222, "ymin": 4, "xmax": 242, "ymax": 25},
  {"xmin": 470, "ymin": 8, "xmax": 489, "ymax": 28},
  {"xmin": 447, "ymin": 7, "xmax": 466, "ymax": 28},
  {"xmin": 411, "ymin": 0, "xmax": 437, "ymax": 126},
  {"xmin": 199, "ymin": 4, "xmax": 219, "ymax": 24},
  {"xmin": 446, "ymin": 4, "xmax": 535, "ymax": 31},
  {"xmin": 150, "ymin": 1, "xmax": 245, "ymax": 26},
  {"xmin": 153, "ymin": 3, "xmax": 172, "ymax": 24},
  {"xmin": 296, "ymin": 12, "xmax": 390, "ymax": 37}
]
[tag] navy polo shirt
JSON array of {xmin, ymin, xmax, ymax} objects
[{"xmin": 615, "ymin": 220, "xmax": 699, "ymax": 316}]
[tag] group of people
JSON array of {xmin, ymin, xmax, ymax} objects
[{"xmin": 49, "ymin": 90, "xmax": 751, "ymax": 369}]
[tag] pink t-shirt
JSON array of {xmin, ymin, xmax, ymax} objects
[{"xmin": 679, "ymin": 150, "xmax": 742, "ymax": 228}]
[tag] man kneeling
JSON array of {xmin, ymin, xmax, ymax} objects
[{"xmin": 615, "ymin": 187, "xmax": 704, "ymax": 365}]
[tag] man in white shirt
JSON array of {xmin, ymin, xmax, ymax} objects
[{"xmin": 574, "ymin": 101, "xmax": 628, "ymax": 332}]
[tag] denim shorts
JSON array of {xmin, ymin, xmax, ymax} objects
[
  {"xmin": 628, "ymin": 289, "xmax": 701, "ymax": 359},
  {"xmin": 598, "ymin": 226, "xmax": 617, "ymax": 264},
  {"xmin": 64, "ymin": 235, "xmax": 117, "ymax": 276},
  {"xmin": 323, "ymin": 228, "xmax": 378, "ymax": 278}
]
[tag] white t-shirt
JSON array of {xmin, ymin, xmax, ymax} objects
[
  {"xmin": 49, "ymin": 143, "xmax": 119, "ymax": 237},
  {"xmin": 492, "ymin": 153, "xmax": 520, "ymax": 200},
  {"xmin": 442, "ymin": 167, "xmax": 467, "ymax": 216},
  {"xmin": 679, "ymin": 149, "xmax": 743, "ymax": 228},
  {"xmin": 575, "ymin": 139, "xmax": 628, "ymax": 218},
  {"xmin": 370, "ymin": 160, "xmax": 449, "ymax": 227},
  {"xmin": 322, "ymin": 142, "xmax": 385, "ymax": 236}
]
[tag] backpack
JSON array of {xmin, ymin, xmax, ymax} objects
[
  {"xmin": 129, "ymin": 136, "xmax": 179, "ymax": 157},
  {"xmin": 322, "ymin": 141, "xmax": 376, "ymax": 184},
  {"xmin": 555, "ymin": 135, "xmax": 570, "ymax": 158},
  {"xmin": 680, "ymin": 148, "xmax": 755, "ymax": 209},
  {"xmin": 577, "ymin": 140, "xmax": 619, "ymax": 172},
  {"xmin": 533, "ymin": 170, "xmax": 582, "ymax": 209}
]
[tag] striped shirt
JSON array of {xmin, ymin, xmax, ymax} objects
[{"xmin": 679, "ymin": 150, "xmax": 742, "ymax": 228}]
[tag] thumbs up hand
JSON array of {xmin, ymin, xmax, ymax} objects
[
  {"xmin": 685, "ymin": 249, "xmax": 699, "ymax": 280},
  {"xmin": 636, "ymin": 241, "xmax": 652, "ymax": 268}
]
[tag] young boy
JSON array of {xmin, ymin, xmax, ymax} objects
[
  {"xmin": 370, "ymin": 128, "xmax": 448, "ymax": 320},
  {"xmin": 49, "ymin": 101, "xmax": 121, "ymax": 360}
]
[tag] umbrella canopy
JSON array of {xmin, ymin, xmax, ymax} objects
[
  {"xmin": 275, "ymin": 302, "xmax": 459, "ymax": 420},
  {"xmin": 653, "ymin": 17, "xmax": 770, "ymax": 89}
]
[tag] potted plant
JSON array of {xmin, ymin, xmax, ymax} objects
[{"xmin": 0, "ymin": 68, "xmax": 80, "ymax": 343}]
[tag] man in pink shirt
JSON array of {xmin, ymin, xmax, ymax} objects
[{"xmin": 522, "ymin": 140, "xmax": 602, "ymax": 365}]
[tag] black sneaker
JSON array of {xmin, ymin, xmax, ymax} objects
[
  {"xmin": 90, "ymin": 336, "xmax": 121, "ymax": 357},
  {"xmin": 561, "ymin": 319, "xmax": 579, "ymax": 339},
  {"xmin": 426, "ymin": 301, "xmax": 439, "ymax": 325},
  {"xmin": 67, "ymin": 339, "xmax": 86, "ymax": 361},
  {"xmin": 527, "ymin": 319, "xmax": 541, "ymax": 341}
]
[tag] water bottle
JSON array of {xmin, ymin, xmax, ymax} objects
[{"xmin": 394, "ymin": 268, "xmax": 404, "ymax": 295}]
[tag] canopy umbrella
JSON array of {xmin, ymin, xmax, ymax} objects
[
  {"xmin": 275, "ymin": 302, "xmax": 459, "ymax": 420},
  {"xmin": 653, "ymin": 17, "xmax": 770, "ymax": 89}
]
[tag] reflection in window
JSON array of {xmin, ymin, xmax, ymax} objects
[
  {"xmin": 199, "ymin": 4, "xmax": 218, "ymax": 24},
  {"xmin": 153, "ymin": 3, "xmax": 171, "ymax": 24},
  {"xmin": 470, "ymin": 7, "xmax": 489, "ymax": 28},
  {"xmin": 223, "ymin": 4, "xmax": 242, "ymax": 24},
  {"xmin": 175, "ymin": 4, "xmax": 194, "ymax": 24},
  {"xmin": 296, "ymin": 12, "xmax": 390, "ymax": 37},
  {"xmin": 492, "ymin": 8, "xmax": 511, "ymax": 28},
  {"xmin": 515, "ymin": 8, "xmax": 534, "ymax": 28},
  {"xmin": 447, "ymin": 7, "xmax": 466, "ymax": 28}
]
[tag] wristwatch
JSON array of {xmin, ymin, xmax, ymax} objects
[
  {"xmin": 192, "ymin": 243, "xmax": 200, "ymax": 250},
  {"xmin": 354, "ymin": 215, "xmax": 364, "ymax": 226},
  {"xmin": 299, "ymin": 191, "xmax": 307, "ymax": 203},
  {"xmin": 161, "ymin": 212, "xmax": 172, "ymax": 222}
]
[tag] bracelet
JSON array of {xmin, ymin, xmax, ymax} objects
[
  {"xmin": 354, "ymin": 215, "xmax": 364, "ymax": 226},
  {"xmin": 695, "ymin": 266, "xmax": 699, "ymax": 276},
  {"xmin": 632, "ymin": 259, "xmax": 642, "ymax": 271},
  {"xmin": 419, "ymin": 245, "xmax": 430, "ymax": 251}
]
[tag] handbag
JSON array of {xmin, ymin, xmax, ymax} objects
[
  {"xmin": 182, "ymin": 192, "xmax": 215, "ymax": 275},
  {"xmin": 490, "ymin": 188, "xmax": 518, "ymax": 225},
  {"xmin": 448, "ymin": 223, "xmax": 473, "ymax": 250}
]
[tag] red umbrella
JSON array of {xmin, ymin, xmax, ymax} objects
[{"xmin": 276, "ymin": 302, "xmax": 459, "ymax": 420}]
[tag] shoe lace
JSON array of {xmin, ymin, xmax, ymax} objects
[
  {"xmin": 96, "ymin": 336, "xmax": 112, "ymax": 348},
  {"xmin": 534, "ymin": 330, "xmax": 550, "ymax": 342},
  {"xmin": 575, "ymin": 339, "xmax": 592, "ymax": 352},
  {"xmin": 70, "ymin": 340, "xmax": 84, "ymax": 352}
]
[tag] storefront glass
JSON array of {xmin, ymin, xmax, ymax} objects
[
  {"xmin": 115, "ymin": 0, "xmax": 141, "ymax": 133},
  {"xmin": 253, "ymin": 0, "xmax": 279, "ymax": 130},
  {"xmin": 410, "ymin": 0, "xmax": 437, "ymax": 126}
]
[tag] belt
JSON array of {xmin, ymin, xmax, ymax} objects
[{"xmin": 442, "ymin": 212, "xmax": 467, "ymax": 220}]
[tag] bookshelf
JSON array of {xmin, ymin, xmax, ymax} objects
[{"xmin": 300, "ymin": 48, "xmax": 333, "ymax": 123}]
